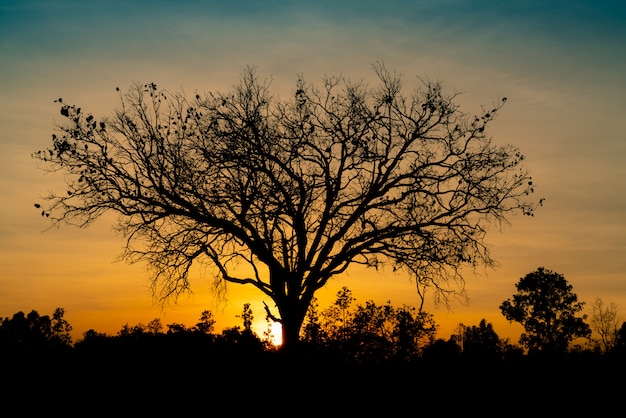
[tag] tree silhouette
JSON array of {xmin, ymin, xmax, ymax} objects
[
  {"xmin": 345, "ymin": 300, "xmax": 437, "ymax": 363},
  {"xmin": 0, "ymin": 308, "xmax": 72, "ymax": 352},
  {"xmin": 300, "ymin": 288, "xmax": 437, "ymax": 362},
  {"xmin": 459, "ymin": 318, "xmax": 502, "ymax": 360},
  {"xmin": 33, "ymin": 64, "xmax": 540, "ymax": 350},
  {"xmin": 393, "ymin": 305, "xmax": 437, "ymax": 360},
  {"xmin": 589, "ymin": 297, "xmax": 621, "ymax": 353},
  {"xmin": 195, "ymin": 310, "xmax": 216, "ymax": 334},
  {"xmin": 301, "ymin": 297, "xmax": 322, "ymax": 346},
  {"xmin": 615, "ymin": 322, "xmax": 626, "ymax": 355},
  {"xmin": 217, "ymin": 304, "xmax": 264, "ymax": 353},
  {"xmin": 500, "ymin": 267, "xmax": 591, "ymax": 355}
]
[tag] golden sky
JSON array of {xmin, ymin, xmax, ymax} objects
[{"xmin": 1, "ymin": 0, "xmax": 625, "ymax": 343}]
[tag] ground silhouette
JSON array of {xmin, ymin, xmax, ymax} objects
[
  {"xmin": 2, "ymin": 303, "xmax": 625, "ymax": 414},
  {"xmin": 3, "ymin": 331, "xmax": 624, "ymax": 415}
]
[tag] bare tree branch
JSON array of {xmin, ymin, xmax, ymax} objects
[{"xmin": 33, "ymin": 65, "xmax": 541, "ymax": 349}]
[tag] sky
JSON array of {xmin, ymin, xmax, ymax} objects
[{"xmin": 1, "ymin": 0, "xmax": 625, "ymax": 345}]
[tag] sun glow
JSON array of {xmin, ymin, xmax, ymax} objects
[{"xmin": 269, "ymin": 322, "xmax": 283, "ymax": 347}]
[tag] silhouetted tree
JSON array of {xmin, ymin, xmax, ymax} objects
[
  {"xmin": 145, "ymin": 318, "xmax": 163, "ymax": 334},
  {"xmin": 51, "ymin": 307, "xmax": 73, "ymax": 346},
  {"xmin": 118, "ymin": 322, "xmax": 149, "ymax": 342},
  {"xmin": 314, "ymin": 287, "xmax": 356, "ymax": 348},
  {"xmin": 308, "ymin": 289, "xmax": 437, "ymax": 363},
  {"xmin": 300, "ymin": 297, "xmax": 322, "ymax": 346},
  {"xmin": 459, "ymin": 319, "xmax": 502, "ymax": 360},
  {"xmin": 393, "ymin": 305, "xmax": 437, "ymax": 360},
  {"xmin": 0, "ymin": 308, "xmax": 72, "ymax": 352},
  {"xmin": 332, "ymin": 286, "xmax": 355, "ymax": 344},
  {"xmin": 589, "ymin": 298, "xmax": 621, "ymax": 353},
  {"xmin": 345, "ymin": 300, "xmax": 438, "ymax": 362},
  {"xmin": 33, "ymin": 65, "xmax": 540, "ymax": 350},
  {"xmin": 195, "ymin": 310, "xmax": 216, "ymax": 334},
  {"xmin": 217, "ymin": 304, "xmax": 264, "ymax": 353},
  {"xmin": 500, "ymin": 267, "xmax": 591, "ymax": 355},
  {"xmin": 346, "ymin": 300, "xmax": 396, "ymax": 363},
  {"xmin": 238, "ymin": 303, "xmax": 254, "ymax": 334},
  {"xmin": 614, "ymin": 322, "xmax": 626, "ymax": 355}
]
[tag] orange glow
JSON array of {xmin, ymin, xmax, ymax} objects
[{"xmin": 1, "ymin": 1, "xmax": 625, "ymax": 351}]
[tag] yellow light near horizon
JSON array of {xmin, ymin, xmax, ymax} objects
[{"xmin": 270, "ymin": 322, "xmax": 283, "ymax": 347}]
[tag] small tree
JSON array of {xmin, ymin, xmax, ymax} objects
[
  {"xmin": 459, "ymin": 319, "xmax": 502, "ymax": 360},
  {"xmin": 51, "ymin": 307, "xmax": 73, "ymax": 346},
  {"xmin": 118, "ymin": 322, "xmax": 147, "ymax": 340},
  {"xmin": 334, "ymin": 286, "xmax": 355, "ymax": 343},
  {"xmin": 145, "ymin": 318, "xmax": 163, "ymax": 334},
  {"xmin": 218, "ymin": 304, "xmax": 264, "ymax": 352},
  {"xmin": 347, "ymin": 300, "xmax": 396, "ymax": 362},
  {"xmin": 312, "ymin": 292, "xmax": 437, "ymax": 362},
  {"xmin": 300, "ymin": 297, "xmax": 322, "ymax": 346},
  {"xmin": 615, "ymin": 322, "xmax": 626, "ymax": 354},
  {"xmin": 238, "ymin": 303, "xmax": 254, "ymax": 334},
  {"xmin": 589, "ymin": 298, "xmax": 621, "ymax": 353},
  {"xmin": 33, "ymin": 65, "xmax": 540, "ymax": 350},
  {"xmin": 500, "ymin": 267, "xmax": 591, "ymax": 355},
  {"xmin": 392, "ymin": 305, "xmax": 437, "ymax": 359},
  {"xmin": 195, "ymin": 310, "xmax": 216, "ymax": 334},
  {"xmin": 316, "ymin": 286, "xmax": 356, "ymax": 346}
]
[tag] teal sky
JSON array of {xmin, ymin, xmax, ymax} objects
[{"xmin": 1, "ymin": 0, "xmax": 625, "ymax": 341}]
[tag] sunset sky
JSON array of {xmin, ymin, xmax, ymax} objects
[{"xmin": 1, "ymin": 0, "xmax": 625, "ymax": 344}]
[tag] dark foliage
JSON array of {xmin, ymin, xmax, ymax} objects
[
  {"xmin": 1, "ymin": 304, "xmax": 624, "ymax": 415},
  {"xmin": 299, "ymin": 290, "xmax": 438, "ymax": 364},
  {"xmin": 500, "ymin": 267, "xmax": 592, "ymax": 355},
  {"xmin": 0, "ymin": 308, "xmax": 72, "ymax": 355}
]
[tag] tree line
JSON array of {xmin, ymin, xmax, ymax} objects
[{"xmin": 3, "ymin": 268, "xmax": 626, "ymax": 364}]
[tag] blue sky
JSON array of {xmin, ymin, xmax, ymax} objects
[{"xmin": 1, "ymin": 0, "xmax": 625, "ymax": 341}]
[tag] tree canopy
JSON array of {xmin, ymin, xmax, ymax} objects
[
  {"xmin": 500, "ymin": 267, "xmax": 591, "ymax": 354},
  {"xmin": 33, "ymin": 64, "xmax": 540, "ymax": 350},
  {"xmin": 0, "ymin": 308, "xmax": 72, "ymax": 352}
]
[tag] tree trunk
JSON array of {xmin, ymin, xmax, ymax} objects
[{"xmin": 279, "ymin": 302, "xmax": 307, "ymax": 353}]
